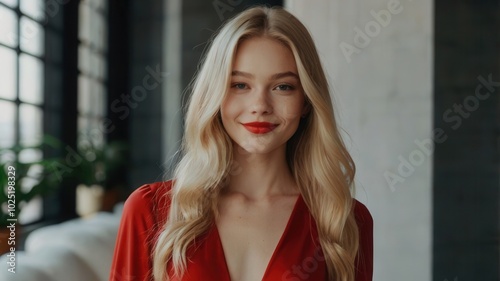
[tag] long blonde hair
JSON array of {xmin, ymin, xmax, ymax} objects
[{"xmin": 153, "ymin": 6, "xmax": 359, "ymax": 281}]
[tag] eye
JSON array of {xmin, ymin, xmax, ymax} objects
[
  {"xmin": 231, "ymin": 83, "xmax": 248, "ymax": 90},
  {"xmin": 273, "ymin": 84, "xmax": 295, "ymax": 91}
]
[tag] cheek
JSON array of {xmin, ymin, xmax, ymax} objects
[
  {"xmin": 276, "ymin": 97, "xmax": 304, "ymax": 120},
  {"xmin": 220, "ymin": 96, "xmax": 239, "ymax": 125}
]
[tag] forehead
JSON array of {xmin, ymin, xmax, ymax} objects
[{"xmin": 232, "ymin": 36, "xmax": 298, "ymax": 75}]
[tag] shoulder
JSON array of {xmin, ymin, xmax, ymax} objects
[
  {"xmin": 122, "ymin": 180, "xmax": 174, "ymax": 226},
  {"xmin": 353, "ymin": 200, "xmax": 374, "ymax": 280},
  {"xmin": 125, "ymin": 180, "xmax": 173, "ymax": 209},
  {"xmin": 110, "ymin": 180, "xmax": 174, "ymax": 281},
  {"xmin": 353, "ymin": 199, "xmax": 373, "ymax": 227}
]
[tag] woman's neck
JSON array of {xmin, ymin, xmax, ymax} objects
[{"xmin": 224, "ymin": 143, "xmax": 299, "ymax": 200}]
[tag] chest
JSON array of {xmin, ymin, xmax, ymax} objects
[
  {"xmin": 171, "ymin": 195, "xmax": 327, "ymax": 281},
  {"xmin": 216, "ymin": 201, "xmax": 296, "ymax": 281}
]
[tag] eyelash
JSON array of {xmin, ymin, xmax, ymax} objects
[
  {"xmin": 230, "ymin": 83, "xmax": 296, "ymax": 91},
  {"xmin": 231, "ymin": 83, "xmax": 248, "ymax": 90},
  {"xmin": 274, "ymin": 84, "xmax": 295, "ymax": 91}
]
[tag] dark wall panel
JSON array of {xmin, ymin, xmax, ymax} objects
[{"xmin": 433, "ymin": 1, "xmax": 500, "ymax": 280}]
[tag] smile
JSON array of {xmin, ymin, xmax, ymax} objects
[{"xmin": 242, "ymin": 122, "xmax": 278, "ymax": 134}]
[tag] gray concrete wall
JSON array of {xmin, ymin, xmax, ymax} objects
[{"xmin": 285, "ymin": 1, "xmax": 433, "ymax": 280}]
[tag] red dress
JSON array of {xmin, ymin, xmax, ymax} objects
[{"xmin": 109, "ymin": 181, "xmax": 373, "ymax": 281}]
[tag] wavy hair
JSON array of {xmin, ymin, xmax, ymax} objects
[{"xmin": 153, "ymin": 6, "xmax": 359, "ymax": 281}]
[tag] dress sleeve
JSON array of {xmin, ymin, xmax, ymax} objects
[
  {"xmin": 109, "ymin": 184, "xmax": 163, "ymax": 281},
  {"xmin": 354, "ymin": 200, "xmax": 374, "ymax": 281}
]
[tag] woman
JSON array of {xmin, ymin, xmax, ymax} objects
[{"xmin": 110, "ymin": 6, "xmax": 373, "ymax": 281}]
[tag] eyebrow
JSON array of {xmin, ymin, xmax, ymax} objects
[{"xmin": 231, "ymin": 70, "xmax": 299, "ymax": 81}]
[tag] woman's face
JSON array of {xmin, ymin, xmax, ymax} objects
[{"xmin": 221, "ymin": 36, "xmax": 308, "ymax": 155}]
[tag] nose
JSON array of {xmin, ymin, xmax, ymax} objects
[{"xmin": 250, "ymin": 89, "xmax": 272, "ymax": 115}]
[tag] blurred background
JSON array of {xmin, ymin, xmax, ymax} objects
[{"xmin": 0, "ymin": 0, "xmax": 498, "ymax": 280}]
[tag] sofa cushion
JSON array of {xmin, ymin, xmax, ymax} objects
[{"xmin": 0, "ymin": 248, "xmax": 101, "ymax": 281}]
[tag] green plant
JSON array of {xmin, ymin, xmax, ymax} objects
[
  {"xmin": 0, "ymin": 137, "xmax": 63, "ymax": 227},
  {"xmin": 70, "ymin": 137, "xmax": 128, "ymax": 189}
]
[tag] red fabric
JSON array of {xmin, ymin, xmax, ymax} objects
[{"xmin": 109, "ymin": 181, "xmax": 373, "ymax": 281}]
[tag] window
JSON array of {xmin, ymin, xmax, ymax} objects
[
  {"xmin": 78, "ymin": 0, "xmax": 108, "ymax": 147},
  {"xmin": 0, "ymin": 0, "xmax": 46, "ymax": 224}
]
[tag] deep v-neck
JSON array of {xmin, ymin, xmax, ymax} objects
[{"xmin": 213, "ymin": 194, "xmax": 303, "ymax": 281}]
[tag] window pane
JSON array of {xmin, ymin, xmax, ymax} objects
[
  {"xmin": 78, "ymin": 115, "xmax": 89, "ymax": 133},
  {"xmin": 78, "ymin": 75, "xmax": 90, "ymax": 114},
  {"xmin": 80, "ymin": 50, "xmax": 107, "ymax": 80},
  {"xmin": 78, "ymin": 2, "xmax": 90, "ymax": 44},
  {"xmin": 18, "ymin": 148, "xmax": 42, "ymax": 163},
  {"xmin": 78, "ymin": 116, "xmax": 104, "ymax": 147},
  {"xmin": 78, "ymin": 77, "xmax": 106, "ymax": 116},
  {"xmin": 0, "ymin": 100, "xmax": 15, "ymax": 147},
  {"xmin": 0, "ymin": 149, "xmax": 14, "ymax": 164},
  {"xmin": 20, "ymin": 16, "xmax": 44, "ymax": 57},
  {"xmin": 90, "ymin": 51, "xmax": 100, "ymax": 78},
  {"xmin": 90, "ymin": 118, "xmax": 104, "ymax": 146},
  {"xmin": 94, "ymin": 81, "xmax": 105, "ymax": 116},
  {"xmin": 0, "ymin": 5, "xmax": 18, "ymax": 47},
  {"xmin": 18, "ymin": 148, "xmax": 44, "ymax": 224},
  {"xmin": 20, "ymin": 0, "xmax": 45, "ymax": 22},
  {"xmin": 0, "ymin": 0, "xmax": 18, "ymax": 8},
  {"xmin": 0, "ymin": 46, "xmax": 17, "ymax": 100},
  {"xmin": 19, "ymin": 103, "xmax": 43, "ymax": 146},
  {"xmin": 78, "ymin": 45, "xmax": 90, "ymax": 74},
  {"xmin": 91, "ymin": 12, "xmax": 106, "ymax": 51},
  {"xmin": 19, "ymin": 196, "xmax": 42, "ymax": 223},
  {"xmin": 19, "ymin": 53, "xmax": 44, "ymax": 105},
  {"xmin": 87, "ymin": 0, "xmax": 101, "ymax": 10}
]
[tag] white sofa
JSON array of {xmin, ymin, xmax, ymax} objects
[{"xmin": 0, "ymin": 204, "xmax": 123, "ymax": 281}]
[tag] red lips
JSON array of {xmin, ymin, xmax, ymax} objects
[{"xmin": 242, "ymin": 122, "xmax": 278, "ymax": 134}]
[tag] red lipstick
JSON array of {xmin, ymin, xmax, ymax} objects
[{"xmin": 242, "ymin": 122, "xmax": 278, "ymax": 134}]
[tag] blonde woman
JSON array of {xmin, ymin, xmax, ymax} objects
[{"xmin": 110, "ymin": 6, "xmax": 373, "ymax": 281}]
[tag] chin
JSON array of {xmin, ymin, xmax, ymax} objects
[{"xmin": 234, "ymin": 140, "xmax": 284, "ymax": 156}]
